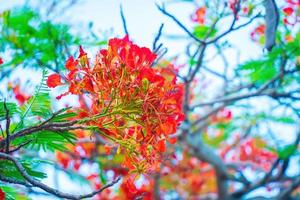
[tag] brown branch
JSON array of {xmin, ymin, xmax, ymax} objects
[
  {"xmin": 206, "ymin": 13, "xmax": 262, "ymax": 45},
  {"xmin": 188, "ymin": 43, "xmax": 207, "ymax": 82},
  {"xmin": 0, "ymin": 173, "xmax": 32, "ymax": 187},
  {"xmin": 187, "ymin": 135, "xmax": 229, "ymax": 200},
  {"xmin": 152, "ymin": 23, "xmax": 164, "ymax": 52},
  {"xmin": 231, "ymin": 126, "xmax": 300, "ymax": 198},
  {"xmin": 8, "ymin": 140, "xmax": 33, "ymax": 153},
  {"xmin": 277, "ymin": 176, "xmax": 300, "ymax": 199},
  {"xmin": 156, "ymin": 3, "xmax": 205, "ymax": 44},
  {"xmin": 0, "ymin": 120, "xmax": 79, "ymax": 149},
  {"xmin": 120, "ymin": 4, "xmax": 129, "ymax": 35},
  {"xmin": 4, "ymin": 101, "xmax": 11, "ymax": 153},
  {"xmin": 0, "ymin": 152, "xmax": 120, "ymax": 200},
  {"xmin": 190, "ymin": 72, "xmax": 283, "ymax": 110}
]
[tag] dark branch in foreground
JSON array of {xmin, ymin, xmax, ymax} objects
[
  {"xmin": 0, "ymin": 152, "xmax": 120, "ymax": 200},
  {"xmin": 4, "ymin": 101, "xmax": 11, "ymax": 154}
]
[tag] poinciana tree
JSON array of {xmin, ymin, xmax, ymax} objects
[{"xmin": 0, "ymin": 0, "xmax": 299, "ymax": 200}]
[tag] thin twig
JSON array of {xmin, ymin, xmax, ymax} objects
[
  {"xmin": 156, "ymin": 3, "xmax": 205, "ymax": 44},
  {"xmin": 153, "ymin": 23, "xmax": 164, "ymax": 52},
  {"xmin": 120, "ymin": 5, "xmax": 129, "ymax": 35}
]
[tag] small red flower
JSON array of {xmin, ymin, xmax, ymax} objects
[
  {"xmin": 47, "ymin": 74, "xmax": 62, "ymax": 88},
  {"xmin": 157, "ymin": 139, "xmax": 166, "ymax": 153},
  {"xmin": 168, "ymin": 137, "xmax": 177, "ymax": 145},
  {"xmin": 65, "ymin": 56, "xmax": 78, "ymax": 70},
  {"xmin": 0, "ymin": 188, "xmax": 5, "ymax": 200},
  {"xmin": 192, "ymin": 7, "xmax": 206, "ymax": 24},
  {"xmin": 283, "ymin": 7, "xmax": 294, "ymax": 16},
  {"xmin": 104, "ymin": 144, "xmax": 112, "ymax": 155},
  {"xmin": 73, "ymin": 160, "xmax": 81, "ymax": 171},
  {"xmin": 79, "ymin": 46, "xmax": 87, "ymax": 58},
  {"xmin": 0, "ymin": 57, "xmax": 3, "ymax": 65},
  {"xmin": 12, "ymin": 84, "xmax": 31, "ymax": 105}
]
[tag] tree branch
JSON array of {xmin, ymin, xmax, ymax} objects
[
  {"xmin": 120, "ymin": 5, "xmax": 129, "ymax": 36},
  {"xmin": 187, "ymin": 135, "xmax": 229, "ymax": 200},
  {"xmin": 0, "ymin": 152, "xmax": 120, "ymax": 200},
  {"xmin": 4, "ymin": 101, "xmax": 11, "ymax": 153},
  {"xmin": 156, "ymin": 3, "xmax": 205, "ymax": 44}
]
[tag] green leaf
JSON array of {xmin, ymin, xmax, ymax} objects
[
  {"xmin": 0, "ymin": 102, "xmax": 19, "ymax": 121},
  {"xmin": 23, "ymin": 130, "xmax": 77, "ymax": 152},
  {"xmin": 0, "ymin": 159, "xmax": 47, "ymax": 181},
  {"xmin": 0, "ymin": 185, "xmax": 29, "ymax": 200},
  {"xmin": 15, "ymin": 70, "xmax": 51, "ymax": 131},
  {"xmin": 193, "ymin": 25, "xmax": 217, "ymax": 39},
  {"xmin": 51, "ymin": 111, "xmax": 77, "ymax": 122},
  {"xmin": 277, "ymin": 144, "xmax": 297, "ymax": 159}
]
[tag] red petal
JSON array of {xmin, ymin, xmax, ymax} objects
[
  {"xmin": 283, "ymin": 7, "xmax": 294, "ymax": 16},
  {"xmin": 104, "ymin": 144, "xmax": 112, "ymax": 155},
  {"xmin": 168, "ymin": 137, "xmax": 177, "ymax": 145},
  {"xmin": 47, "ymin": 74, "xmax": 62, "ymax": 88},
  {"xmin": 0, "ymin": 188, "xmax": 5, "ymax": 199},
  {"xmin": 65, "ymin": 56, "xmax": 78, "ymax": 70},
  {"xmin": 79, "ymin": 46, "xmax": 87, "ymax": 58},
  {"xmin": 157, "ymin": 139, "xmax": 166, "ymax": 153}
]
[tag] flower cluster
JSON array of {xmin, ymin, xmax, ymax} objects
[
  {"xmin": 8, "ymin": 82, "xmax": 31, "ymax": 105},
  {"xmin": 283, "ymin": 0, "xmax": 300, "ymax": 26},
  {"xmin": 250, "ymin": 24, "xmax": 265, "ymax": 42},
  {"xmin": 47, "ymin": 36, "xmax": 184, "ymax": 173},
  {"xmin": 225, "ymin": 138, "xmax": 277, "ymax": 171}
]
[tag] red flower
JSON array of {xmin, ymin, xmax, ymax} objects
[
  {"xmin": 283, "ymin": 7, "xmax": 294, "ymax": 16},
  {"xmin": 49, "ymin": 36, "xmax": 184, "ymax": 174},
  {"xmin": 11, "ymin": 84, "xmax": 31, "ymax": 105},
  {"xmin": 104, "ymin": 144, "xmax": 112, "ymax": 155},
  {"xmin": 157, "ymin": 139, "xmax": 166, "ymax": 153},
  {"xmin": 229, "ymin": 0, "xmax": 239, "ymax": 14},
  {"xmin": 250, "ymin": 24, "xmax": 265, "ymax": 41},
  {"xmin": 0, "ymin": 57, "xmax": 3, "ymax": 65},
  {"xmin": 0, "ymin": 188, "xmax": 5, "ymax": 200},
  {"xmin": 65, "ymin": 56, "xmax": 78, "ymax": 70},
  {"xmin": 79, "ymin": 46, "xmax": 87, "ymax": 58},
  {"xmin": 168, "ymin": 137, "xmax": 177, "ymax": 145},
  {"xmin": 47, "ymin": 74, "xmax": 62, "ymax": 88},
  {"xmin": 192, "ymin": 7, "xmax": 206, "ymax": 24},
  {"xmin": 56, "ymin": 151, "xmax": 70, "ymax": 169}
]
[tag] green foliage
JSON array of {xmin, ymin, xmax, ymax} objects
[
  {"xmin": 51, "ymin": 108, "xmax": 77, "ymax": 122},
  {"xmin": 0, "ymin": 7, "xmax": 79, "ymax": 77},
  {"xmin": 277, "ymin": 144, "xmax": 297, "ymax": 159},
  {"xmin": 239, "ymin": 35, "xmax": 300, "ymax": 85},
  {"xmin": 14, "ymin": 70, "xmax": 51, "ymax": 131},
  {"xmin": 0, "ymin": 102, "xmax": 19, "ymax": 121},
  {"xmin": 193, "ymin": 25, "xmax": 217, "ymax": 39},
  {"xmin": 24, "ymin": 130, "xmax": 77, "ymax": 152},
  {"xmin": 0, "ymin": 159, "xmax": 47, "ymax": 181},
  {"xmin": 239, "ymin": 49, "xmax": 281, "ymax": 84},
  {"xmin": 0, "ymin": 185, "xmax": 29, "ymax": 200}
]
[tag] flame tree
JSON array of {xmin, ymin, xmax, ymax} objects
[{"xmin": 0, "ymin": 0, "xmax": 299, "ymax": 199}]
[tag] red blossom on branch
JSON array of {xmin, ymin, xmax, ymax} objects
[
  {"xmin": 47, "ymin": 73, "xmax": 62, "ymax": 88},
  {"xmin": 48, "ymin": 36, "xmax": 184, "ymax": 173},
  {"xmin": 191, "ymin": 7, "xmax": 206, "ymax": 24},
  {"xmin": 8, "ymin": 82, "xmax": 31, "ymax": 105}
]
